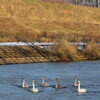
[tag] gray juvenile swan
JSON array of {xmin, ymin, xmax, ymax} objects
[
  {"xmin": 21, "ymin": 79, "xmax": 29, "ymax": 88},
  {"xmin": 54, "ymin": 78, "xmax": 62, "ymax": 89},
  {"xmin": 40, "ymin": 77, "xmax": 49, "ymax": 87}
]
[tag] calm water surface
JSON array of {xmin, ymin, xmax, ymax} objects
[{"xmin": 0, "ymin": 61, "xmax": 100, "ymax": 100}]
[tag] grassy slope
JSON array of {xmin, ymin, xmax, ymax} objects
[{"xmin": 0, "ymin": 0, "xmax": 100, "ymax": 42}]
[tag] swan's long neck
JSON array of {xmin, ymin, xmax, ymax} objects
[
  {"xmin": 33, "ymin": 82, "xmax": 35, "ymax": 89},
  {"xmin": 22, "ymin": 80, "xmax": 25, "ymax": 86},
  {"xmin": 78, "ymin": 82, "xmax": 80, "ymax": 90},
  {"xmin": 56, "ymin": 80, "xmax": 59, "ymax": 85},
  {"xmin": 74, "ymin": 78, "xmax": 77, "ymax": 85},
  {"xmin": 42, "ymin": 78, "xmax": 45, "ymax": 84}
]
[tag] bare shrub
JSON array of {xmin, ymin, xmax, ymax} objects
[
  {"xmin": 85, "ymin": 41, "xmax": 100, "ymax": 59},
  {"xmin": 52, "ymin": 39, "xmax": 82, "ymax": 61}
]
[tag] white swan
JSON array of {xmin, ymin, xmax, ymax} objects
[
  {"xmin": 21, "ymin": 79, "xmax": 29, "ymax": 88},
  {"xmin": 40, "ymin": 77, "xmax": 49, "ymax": 87},
  {"xmin": 32, "ymin": 80, "xmax": 39, "ymax": 93},
  {"xmin": 54, "ymin": 78, "xmax": 62, "ymax": 89},
  {"xmin": 74, "ymin": 76, "xmax": 78, "ymax": 87},
  {"xmin": 77, "ymin": 81, "xmax": 86, "ymax": 93}
]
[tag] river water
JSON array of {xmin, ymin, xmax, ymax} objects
[{"xmin": 0, "ymin": 61, "xmax": 100, "ymax": 100}]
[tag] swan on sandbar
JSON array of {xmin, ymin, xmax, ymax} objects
[
  {"xmin": 40, "ymin": 77, "xmax": 49, "ymax": 87},
  {"xmin": 32, "ymin": 80, "xmax": 39, "ymax": 93},
  {"xmin": 21, "ymin": 79, "xmax": 29, "ymax": 88},
  {"xmin": 77, "ymin": 81, "xmax": 86, "ymax": 93}
]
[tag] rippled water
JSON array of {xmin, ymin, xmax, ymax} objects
[{"xmin": 0, "ymin": 60, "xmax": 100, "ymax": 100}]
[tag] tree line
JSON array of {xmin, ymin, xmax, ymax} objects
[
  {"xmin": 68, "ymin": 0, "xmax": 100, "ymax": 7},
  {"xmin": 37, "ymin": 0, "xmax": 100, "ymax": 7}
]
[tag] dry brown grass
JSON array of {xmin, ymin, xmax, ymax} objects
[
  {"xmin": 0, "ymin": 0, "xmax": 100, "ymax": 42},
  {"xmin": 85, "ymin": 41, "xmax": 100, "ymax": 59},
  {"xmin": 52, "ymin": 39, "xmax": 100, "ymax": 61},
  {"xmin": 52, "ymin": 39, "xmax": 84, "ymax": 61}
]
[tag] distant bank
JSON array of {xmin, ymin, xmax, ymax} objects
[
  {"xmin": 0, "ymin": 42, "xmax": 99, "ymax": 65},
  {"xmin": 0, "ymin": 43, "xmax": 60, "ymax": 65}
]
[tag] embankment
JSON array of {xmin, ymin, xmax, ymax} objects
[
  {"xmin": 0, "ymin": 45, "xmax": 60, "ymax": 65},
  {"xmin": 0, "ymin": 0, "xmax": 100, "ymax": 42},
  {"xmin": 0, "ymin": 41, "xmax": 100, "ymax": 65}
]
